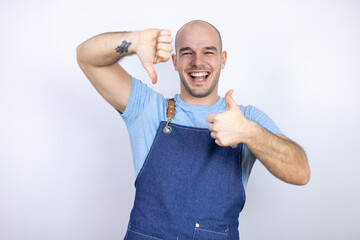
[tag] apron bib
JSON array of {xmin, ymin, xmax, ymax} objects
[{"xmin": 125, "ymin": 99, "xmax": 246, "ymax": 240}]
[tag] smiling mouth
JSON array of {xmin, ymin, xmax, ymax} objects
[{"xmin": 188, "ymin": 71, "xmax": 210, "ymax": 82}]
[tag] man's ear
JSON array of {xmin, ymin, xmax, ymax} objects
[
  {"xmin": 172, "ymin": 54, "xmax": 178, "ymax": 71},
  {"xmin": 221, "ymin": 50, "xmax": 227, "ymax": 69}
]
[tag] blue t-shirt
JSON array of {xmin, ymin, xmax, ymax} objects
[{"xmin": 120, "ymin": 76, "xmax": 282, "ymax": 189}]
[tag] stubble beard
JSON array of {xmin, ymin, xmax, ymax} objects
[{"xmin": 179, "ymin": 71, "xmax": 220, "ymax": 98}]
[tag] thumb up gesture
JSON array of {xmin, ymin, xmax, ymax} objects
[
  {"xmin": 206, "ymin": 90, "xmax": 249, "ymax": 146},
  {"xmin": 136, "ymin": 29, "xmax": 173, "ymax": 84}
]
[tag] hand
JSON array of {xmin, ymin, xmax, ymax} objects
[
  {"xmin": 136, "ymin": 29, "xmax": 173, "ymax": 84},
  {"xmin": 206, "ymin": 90, "xmax": 251, "ymax": 146}
]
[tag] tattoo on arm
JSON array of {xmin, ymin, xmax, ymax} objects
[{"xmin": 115, "ymin": 40, "xmax": 132, "ymax": 54}]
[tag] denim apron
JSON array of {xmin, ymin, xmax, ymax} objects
[{"xmin": 124, "ymin": 99, "xmax": 246, "ymax": 239}]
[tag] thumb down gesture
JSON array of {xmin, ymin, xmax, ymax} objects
[
  {"xmin": 206, "ymin": 90, "xmax": 250, "ymax": 146},
  {"xmin": 136, "ymin": 29, "xmax": 173, "ymax": 84}
]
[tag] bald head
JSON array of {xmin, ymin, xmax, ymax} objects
[{"xmin": 175, "ymin": 20, "xmax": 223, "ymax": 53}]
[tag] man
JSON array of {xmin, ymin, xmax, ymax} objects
[{"xmin": 77, "ymin": 20, "xmax": 310, "ymax": 239}]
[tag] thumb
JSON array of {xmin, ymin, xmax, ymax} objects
[
  {"xmin": 143, "ymin": 62, "xmax": 158, "ymax": 84},
  {"xmin": 225, "ymin": 89, "xmax": 237, "ymax": 110}
]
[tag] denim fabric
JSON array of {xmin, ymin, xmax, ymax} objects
[
  {"xmin": 124, "ymin": 122, "xmax": 246, "ymax": 240},
  {"xmin": 120, "ymin": 77, "xmax": 282, "ymax": 188}
]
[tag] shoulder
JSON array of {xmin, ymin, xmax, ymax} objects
[
  {"xmin": 239, "ymin": 105, "xmax": 265, "ymax": 119},
  {"xmin": 121, "ymin": 76, "xmax": 167, "ymax": 121},
  {"xmin": 239, "ymin": 105, "xmax": 282, "ymax": 135}
]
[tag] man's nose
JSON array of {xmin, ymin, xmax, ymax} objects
[{"xmin": 191, "ymin": 54, "xmax": 205, "ymax": 68}]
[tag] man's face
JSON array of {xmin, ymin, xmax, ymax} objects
[{"xmin": 172, "ymin": 23, "xmax": 227, "ymax": 104}]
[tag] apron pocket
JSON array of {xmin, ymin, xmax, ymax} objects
[
  {"xmin": 192, "ymin": 225, "xmax": 228, "ymax": 240},
  {"xmin": 124, "ymin": 223, "xmax": 163, "ymax": 240}
]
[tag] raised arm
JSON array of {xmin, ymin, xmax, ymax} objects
[
  {"xmin": 206, "ymin": 90, "xmax": 311, "ymax": 185},
  {"xmin": 76, "ymin": 29, "xmax": 173, "ymax": 113}
]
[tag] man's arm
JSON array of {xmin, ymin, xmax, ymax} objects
[
  {"xmin": 207, "ymin": 90, "xmax": 311, "ymax": 185},
  {"xmin": 244, "ymin": 128, "xmax": 310, "ymax": 185},
  {"xmin": 76, "ymin": 29, "xmax": 172, "ymax": 113}
]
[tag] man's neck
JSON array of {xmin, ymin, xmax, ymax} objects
[{"xmin": 179, "ymin": 93, "xmax": 220, "ymax": 106}]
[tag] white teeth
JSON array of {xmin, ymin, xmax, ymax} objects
[{"xmin": 190, "ymin": 72, "xmax": 208, "ymax": 77}]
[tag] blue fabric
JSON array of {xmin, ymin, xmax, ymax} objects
[
  {"xmin": 124, "ymin": 121, "xmax": 245, "ymax": 239},
  {"xmin": 120, "ymin": 76, "xmax": 282, "ymax": 188}
]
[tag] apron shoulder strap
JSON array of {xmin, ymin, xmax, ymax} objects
[{"xmin": 166, "ymin": 98, "xmax": 175, "ymax": 120}]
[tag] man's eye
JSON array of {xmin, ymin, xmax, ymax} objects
[
  {"xmin": 205, "ymin": 52, "xmax": 214, "ymax": 55},
  {"xmin": 182, "ymin": 52, "xmax": 192, "ymax": 56}
]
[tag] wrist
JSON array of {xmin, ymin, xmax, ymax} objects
[
  {"xmin": 240, "ymin": 119, "xmax": 260, "ymax": 145},
  {"xmin": 128, "ymin": 31, "xmax": 140, "ymax": 54},
  {"xmin": 114, "ymin": 31, "xmax": 139, "ymax": 55}
]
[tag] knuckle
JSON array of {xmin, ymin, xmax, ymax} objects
[
  {"xmin": 213, "ymin": 115, "xmax": 221, "ymax": 122},
  {"xmin": 215, "ymin": 139, "xmax": 223, "ymax": 146},
  {"xmin": 210, "ymin": 132, "xmax": 216, "ymax": 138},
  {"xmin": 212, "ymin": 124, "xmax": 219, "ymax": 132}
]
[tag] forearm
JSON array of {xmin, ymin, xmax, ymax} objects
[
  {"xmin": 76, "ymin": 31, "xmax": 138, "ymax": 67},
  {"xmin": 243, "ymin": 121, "xmax": 310, "ymax": 185},
  {"xmin": 76, "ymin": 29, "xmax": 171, "ymax": 112},
  {"xmin": 206, "ymin": 91, "xmax": 310, "ymax": 185}
]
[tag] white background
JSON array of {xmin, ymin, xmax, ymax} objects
[{"xmin": 1, "ymin": 0, "xmax": 359, "ymax": 239}]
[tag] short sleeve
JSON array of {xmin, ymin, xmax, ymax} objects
[
  {"xmin": 120, "ymin": 76, "xmax": 157, "ymax": 122},
  {"xmin": 242, "ymin": 105, "xmax": 282, "ymax": 135}
]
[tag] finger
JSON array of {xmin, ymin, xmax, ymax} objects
[
  {"xmin": 158, "ymin": 29, "xmax": 171, "ymax": 37},
  {"xmin": 210, "ymin": 131, "xmax": 217, "ymax": 139},
  {"xmin": 142, "ymin": 62, "xmax": 157, "ymax": 84},
  {"xmin": 158, "ymin": 35, "xmax": 173, "ymax": 44},
  {"xmin": 155, "ymin": 50, "xmax": 171, "ymax": 63},
  {"xmin": 207, "ymin": 123, "xmax": 214, "ymax": 132},
  {"xmin": 225, "ymin": 89, "xmax": 237, "ymax": 110},
  {"xmin": 215, "ymin": 139, "xmax": 225, "ymax": 147},
  {"xmin": 157, "ymin": 43, "xmax": 173, "ymax": 52},
  {"xmin": 206, "ymin": 113, "xmax": 217, "ymax": 123},
  {"xmin": 154, "ymin": 56, "xmax": 159, "ymax": 64}
]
